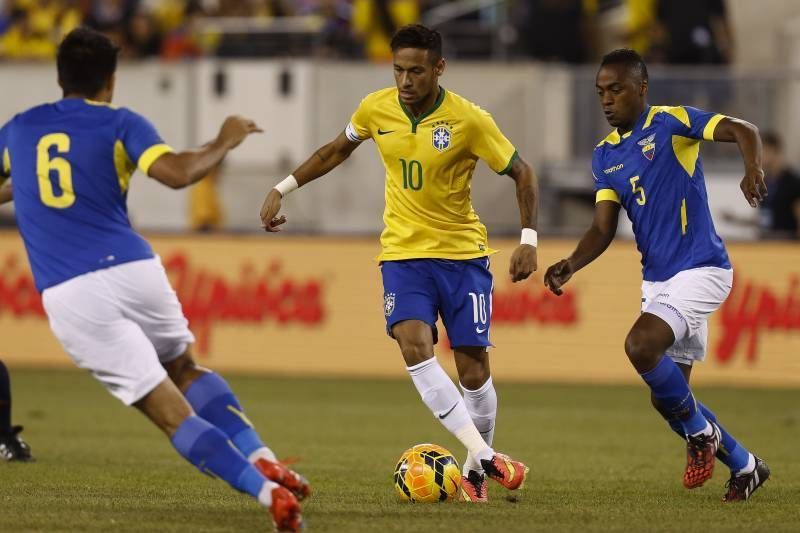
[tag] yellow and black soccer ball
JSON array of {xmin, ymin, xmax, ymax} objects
[{"xmin": 393, "ymin": 443, "xmax": 461, "ymax": 502}]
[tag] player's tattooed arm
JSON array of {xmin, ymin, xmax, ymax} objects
[
  {"xmin": 260, "ymin": 131, "xmax": 361, "ymax": 231},
  {"xmin": 713, "ymin": 117, "xmax": 767, "ymax": 208},
  {"xmin": 293, "ymin": 131, "xmax": 361, "ymax": 187},
  {"xmin": 544, "ymin": 200, "xmax": 620, "ymax": 296},
  {"xmin": 507, "ymin": 155, "xmax": 538, "ymax": 282}
]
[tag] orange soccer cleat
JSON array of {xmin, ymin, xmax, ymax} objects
[
  {"xmin": 269, "ymin": 486, "xmax": 303, "ymax": 532},
  {"xmin": 460, "ymin": 470, "xmax": 488, "ymax": 503},
  {"xmin": 255, "ymin": 458, "xmax": 312, "ymax": 501},
  {"xmin": 683, "ymin": 422, "xmax": 721, "ymax": 489},
  {"xmin": 481, "ymin": 453, "xmax": 529, "ymax": 491}
]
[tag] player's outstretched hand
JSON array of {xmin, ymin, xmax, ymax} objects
[
  {"xmin": 260, "ymin": 188, "xmax": 288, "ymax": 232},
  {"xmin": 509, "ymin": 244, "xmax": 537, "ymax": 283},
  {"xmin": 740, "ymin": 167, "xmax": 767, "ymax": 208},
  {"xmin": 217, "ymin": 115, "xmax": 263, "ymax": 150},
  {"xmin": 544, "ymin": 259, "xmax": 574, "ymax": 296}
]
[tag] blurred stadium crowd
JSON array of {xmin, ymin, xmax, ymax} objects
[{"xmin": 0, "ymin": 0, "xmax": 732, "ymax": 64}]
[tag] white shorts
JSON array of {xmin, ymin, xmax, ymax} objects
[
  {"xmin": 42, "ymin": 257, "xmax": 195, "ymax": 405},
  {"xmin": 641, "ymin": 266, "xmax": 733, "ymax": 366}
]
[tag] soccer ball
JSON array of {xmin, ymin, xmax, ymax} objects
[{"xmin": 393, "ymin": 443, "xmax": 461, "ymax": 502}]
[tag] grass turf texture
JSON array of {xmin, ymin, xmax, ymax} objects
[{"xmin": 1, "ymin": 369, "xmax": 798, "ymax": 532}]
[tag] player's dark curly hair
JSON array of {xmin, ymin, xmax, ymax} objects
[
  {"xmin": 390, "ymin": 24, "xmax": 443, "ymax": 63},
  {"xmin": 600, "ymin": 49, "xmax": 648, "ymax": 82},
  {"xmin": 57, "ymin": 27, "xmax": 120, "ymax": 97}
]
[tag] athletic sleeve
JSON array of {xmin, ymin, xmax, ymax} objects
[
  {"xmin": 0, "ymin": 121, "xmax": 10, "ymax": 181},
  {"xmin": 662, "ymin": 106, "xmax": 726, "ymax": 141},
  {"xmin": 118, "ymin": 108, "xmax": 174, "ymax": 175},
  {"xmin": 345, "ymin": 97, "xmax": 372, "ymax": 142},
  {"xmin": 469, "ymin": 106, "xmax": 517, "ymax": 175},
  {"xmin": 593, "ymin": 148, "xmax": 620, "ymax": 204}
]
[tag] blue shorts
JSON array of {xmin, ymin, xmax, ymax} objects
[{"xmin": 381, "ymin": 257, "xmax": 492, "ymax": 348}]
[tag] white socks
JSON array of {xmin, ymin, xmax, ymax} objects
[
  {"xmin": 257, "ymin": 479, "xmax": 280, "ymax": 507},
  {"xmin": 248, "ymin": 446, "xmax": 278, "ymax": 464},
  {"xmin": 406, "ymin": 358, "xmax": 494, "ymax": 464},
  {"xmin": 736, "ymin": 453, "xmax": 756, "ymax": 476},
  {"xmin": 461, "ymin": 377, "xmax": 497, "ymax": 475}
]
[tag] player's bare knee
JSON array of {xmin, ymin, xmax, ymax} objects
[
  {"xmin": 164, "ymin": 352, "xmax": 205, "ymax": 392},
  {"xmin": 624, "ymin": 329, "xmax": 660, "ymax": 371},
  {"xmin": 459, "ymin": 370, "xmax": 488, "ymax": 391},
  {"xmin": 397, "ymin": 338, "xmax": 433, "ymax": 366}
]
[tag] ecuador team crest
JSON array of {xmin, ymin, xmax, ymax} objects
[
  {"xmin": 638, "ymin": 134, "xmax": 656, "ymax": 161},
  {"xmin": 432, "ymin": 125, "xmax": 452, "ymax": 152}
]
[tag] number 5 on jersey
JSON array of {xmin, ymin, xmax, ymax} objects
[
  {"xmin": 629, "ymin": 175, "xmax": 646, "ymax": 205},
  {"xmin": 37, "ymin": 133, "xmax": 75, "ymax": 209}
]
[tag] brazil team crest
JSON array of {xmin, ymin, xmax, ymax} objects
[
  {"xmin": 638, "ymin": 134, "xmax": 656, "ymax": 161},
  {"xmin": 384, "ymin": 292, "xmax": 396, "ymax": 316},
  {"xmin": 432, "ymin": 125, "xmax": 452, "ymax": 152}
]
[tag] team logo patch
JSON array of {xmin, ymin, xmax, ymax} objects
[
  {"xmin": 384, "ymin": 292, "xmax": 396, "ymax": 316},
  {"xmin": 432, "ymin": 125, "xmax": 452, "ymax": 152},
  {"xmin": 638, "ymin": 134, "xmax": 656, "ymax": 161}
]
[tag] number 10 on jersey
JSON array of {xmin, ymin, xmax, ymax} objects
[{"xmin": 400, "ymin": 158, "xmax": 423, "ymax": 191}]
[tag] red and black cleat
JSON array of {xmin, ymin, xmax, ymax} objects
[{"xmin": 683, "ymin": 422, "xmax": 720, "ymax": 489}]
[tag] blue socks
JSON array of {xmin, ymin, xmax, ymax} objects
[
  {"xmin": 661, "ymin": 400, "xmax": 751, "ymax": 472},
  {"xmin": 184, "ymin": 372, "xmax": 267, "ymax": 459},
  {"xmin": 640, "ymin": 356, "xmax": 708, "ymax": 436},
  {"xmin": 171, "ymin": 415, "xmax": 267, "ymax": 499}
]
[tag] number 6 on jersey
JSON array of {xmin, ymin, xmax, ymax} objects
[{"xmin": 37, "ymin": 133, "xmax": 75, "ymax": 209}]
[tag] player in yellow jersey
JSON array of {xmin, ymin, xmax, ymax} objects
[{"xmin": 260, "ymin": 25, "xmax": 539, "ymax": 502}]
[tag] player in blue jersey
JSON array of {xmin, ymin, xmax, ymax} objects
[
  {"xmin": 544, "ymin": 49, "xmax": 770, "ymax": 502},
  {"xmin": 0, "ymin": 28, "xmax": 305, "ymax": 530}
]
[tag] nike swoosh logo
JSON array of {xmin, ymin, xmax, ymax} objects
[
  {"xmin": 438, "ymin": 402, "xmax": 459, "ymax": 419},
  {"xmin": 377, "ymin": 129, "xmax": 394, "ymax": 135},
  {"xmin": 475, "ymin": 326, "xmax": 487, "ymax": 334}
]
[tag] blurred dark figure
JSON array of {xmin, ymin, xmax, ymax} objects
[
  {"xmin": 723, "ymin": 131, "xmax": 800, "ymax": 240},
  {"xmin": 651, "ymin": 0, "xmax": 733, "ymax": 64},
  {"xmin": 86, "ymin": 0, "xmax": 137, "ymax": 43},
  {"xmin": 516, "ymin": 0, "xmax": 598, "ymax": 63},
  {"xmin": 307, "ymin": 0, "xmax": 362, "ymax": 58},
  {"xmin": 124, "ymin": 9, "xmax": 162, "ymax": 58}
]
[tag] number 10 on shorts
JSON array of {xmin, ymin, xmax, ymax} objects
[{"xmin": 468, "ymin": 292, "xmax": 488, "ymax": 326}]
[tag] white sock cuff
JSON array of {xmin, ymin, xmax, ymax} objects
[
  {"xmin": 406, "ymin": 357, "xmax": 438, "ymax": 375},
  {"xmin": 454, "ymin": 424, "xmax": 493, "ymax": 463},
  {"xmin": 257, "ymin": 480, "xmax": 278, "ymax": 508},
  {"xmin": 248, "ymin": 447, "xmax": 278, "ymax": 464},
  {"xmin": 460, "ymin": 376, "xmax": 494, "ymax": 396}
]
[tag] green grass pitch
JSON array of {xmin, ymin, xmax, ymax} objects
[{"xmin": 2, "ymin": 369, "xmax": 799, "ymax": 532}]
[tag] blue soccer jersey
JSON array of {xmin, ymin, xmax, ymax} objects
[
  {"xmin": 592, "ymin": 105, "xmax": 731, "ymax": 282},
  {"xmin": 0, "ymin": 98, "xmax": 173, "ymax": 291}
]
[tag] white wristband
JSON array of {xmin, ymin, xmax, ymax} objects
[
  {"xmin": 521, "ymin": 228, "xmax": 538, "ymax": 247},
  {"xmin": 274, "ymin": 174, "xmax": 299, "ymax": 197}
]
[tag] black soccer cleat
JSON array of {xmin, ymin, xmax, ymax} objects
[
  {"xmin": 722, "ymin": 456, "xmax": 770, "ymax": 502},
  {"xmin": 0, "ymin": 425, "xmax": 35, "ymax": 462}
]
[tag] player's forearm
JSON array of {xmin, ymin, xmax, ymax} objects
[
  {"xmin": 716, "ymin": 118, "xmax": 762, "ymax": 173},
  {"xmin": 171, "ymin": 140, "xmax": 230, "ymax": 188},
  {"xmin": 511, "ymin": 159, "xmax": 539, "ymax": 230},
  {"xmin": 567, "ymin": 224, "xmax": 615, "ymax": 272},
  {"xmin": 292, "ymin": 141, "xmax": 350, "ymax": 187}
]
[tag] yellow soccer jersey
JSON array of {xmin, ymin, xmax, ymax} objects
[{"xmin": 346, "ymin": 87, "xmax": 517, "ymax": 261}]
